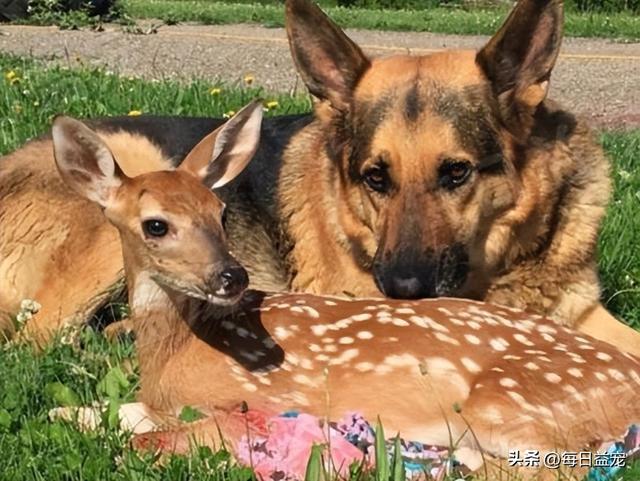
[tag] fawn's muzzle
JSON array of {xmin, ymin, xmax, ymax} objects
[{"xmin": 214, "ymin": 265, "xmax": 249, "ymax": 299}]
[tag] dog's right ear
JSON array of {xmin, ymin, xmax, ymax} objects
[
  {"xmin": 53, "ymin": 116, "xmax": 126, "ymax": 208},
  {"xmin": 285, "ymin": 0, "xmax": 370, "ymax": 112},
  {"xmin": 476, "ymin": 0, "xmax": 563, "ymax": 119}
]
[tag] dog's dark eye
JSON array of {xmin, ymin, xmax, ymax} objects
[
  {"xmin": 142, "ymin": 219, "xmax": 169, "ymax": 238},
  {"xmin": 439, "ymin": 161, "xmax": 473, "ymax": 190},
  {"xmin": 363, "ymin": 165, "xmax": 390, "ymax": 193}
]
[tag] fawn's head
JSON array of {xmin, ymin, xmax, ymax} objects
[{"xmin": 52, "ymin": 101, "xmax": 263, "ymax": 305}]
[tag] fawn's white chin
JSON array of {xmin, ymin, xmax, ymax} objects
[{"xmin": 206, "ymin": 292, "xmax": 244, "ymax": 307}]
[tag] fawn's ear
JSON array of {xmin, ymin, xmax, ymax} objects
[
  {"xmin": 52, "ymin": 116, "xmax": 125, "ymax": 208},
  {"xmin": 285, "ymin": 0, "xmax": 370, "ymax": 112},
  {"xmin": 179, "ymin": 100, "xmax": 263, "ymax": 189},
  {"xmin": 476, "ymin": 0, "xmax": 563, "ymax": 116}
]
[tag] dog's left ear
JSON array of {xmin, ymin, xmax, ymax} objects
[
  {"xmin": 476, "ymin": 0, "xmax": 563, "ymax": 114},
  {"xmin": 285, "ymin": 0, "xmax": 370, "ymax": 112}
]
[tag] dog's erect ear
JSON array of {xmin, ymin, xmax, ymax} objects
[
  {"xmin": 476, "ymin": 0, "xmax": 563, "ymax": 110},
  {"xmin": 53, "ymin": 116, "xmax": 126, "ymax": 208},
  {"xmin": 285, "ymin": 0, "xmax": 370, "ymax": 111},
  {"xmin": 179, "ymin": 100, "xmax": 262, "ymax": 189}
]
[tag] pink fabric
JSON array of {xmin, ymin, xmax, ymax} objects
[{"xmin": 236, "ymin": 412, "xmax": 366, "ymax": 480}]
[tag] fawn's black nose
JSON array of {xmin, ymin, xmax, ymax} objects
[{"xmin": 219, "ymin": 265, "xmax": 249, "ymax": 296}]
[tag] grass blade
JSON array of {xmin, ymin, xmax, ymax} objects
[{"xmin": 375, "ymin": 416, "xmax": 389, "ymax": 481}]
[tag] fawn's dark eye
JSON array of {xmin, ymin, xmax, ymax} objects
[
  {"xmin": 363, "ymin": 164, "xmax": 391, "ymax": 193},
  {"xmin": 439, "ymin": 160, "xmax": 473, "ymax": 190},
  {"xmin": 142, "ymin": 219, "xmax": 169, "ymax": 238}
]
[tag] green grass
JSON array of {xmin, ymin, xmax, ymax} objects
[
  {"xmin": 120, "ymin": 0, "xmax": 640, "ymax": 40},
  {"xmin": 599, "ymin": 132, "xmax": 640, "ymax": 329},
  {"xmin": 0, "ymin": 54, "xmax": 639, "ymax": 479}
]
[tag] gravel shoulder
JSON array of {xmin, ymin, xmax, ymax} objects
[{"xmin": 0, "ymin": 22, "xmax": 639, "ymax": 128}]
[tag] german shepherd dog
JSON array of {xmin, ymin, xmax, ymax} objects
[{"xmin": 0, "ymin": 0, "xmax": 638, "ymax": 354}]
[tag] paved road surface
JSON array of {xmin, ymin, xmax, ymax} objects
[{"xmin": 0, "ymin": 23, "xmax": 639, "ymax": 128}]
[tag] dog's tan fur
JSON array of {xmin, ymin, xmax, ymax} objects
[{"xmin": 0, "ymin": 132, "xmax": 171, "ymax": 343}]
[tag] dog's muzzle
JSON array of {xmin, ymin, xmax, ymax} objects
[{"xmin": 373, "ymin": 244, "xmax": 469, "ymax": 299}]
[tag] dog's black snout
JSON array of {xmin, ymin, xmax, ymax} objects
[
  {"xmin": 388, "ymin": 275, "xmax": 434, "ymax": 299},
  {"xmin": 373, "ymin": 244, "xmax": 469, "ymax": 300},
  {"xmin": 219, "ymin": 265, "xmax": 249, "ymax": 295}
]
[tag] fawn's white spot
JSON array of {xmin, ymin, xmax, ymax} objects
[
  {"xmin": 464, "ymin": 334, "xmax": 481, "ymax": 345},
  {"xmin": 274, "ymin": 326, "xmax": 293, "ymax": 340},
  {"xmin": 329, "ymin": 348, "xmax": 359, "ymax": 365},
  {"xmin": 460, "ymin": 357, "xmax": 482, "ymax": 374},
  {"xmin": 392, "ymin": 318, "xmax": 410, "ymax": 327},
  {"xmin": 544, "ymin": 373, "xmax": 562, "ymax": 384},
  {"xmin": 262, "ymin": 338, "xmax": 277, "ymax": 349},
  {"xmin": 434, "ymin": 332, "xmax": 460, "ymax": 346},
  {"xmin": 567, "ymin": 368, "xmax": 583, "ymax": 378},
  {"xmin": 395, "ymin": 308, "xmax": 415, "ymax": 315},
  {"xmin": 513, "ymin": 334, "xmax": 534, "ymax": 346},
  {"xmin": 594, "ymin": 372, "xmax": 608, "ymax": 382},
  {"xmin": 537, "ymin": 325, "xmax": 557, "ymax": 335},
  {"xmin": 311, "ymin": 325, "xmax": 328, "ymax": 336},
  {"xmin": 507, "ymin": 391, "xmax": 526, "ymax": 404},
  {"xmin": 503, "ymin": 355, "xmax": 522, "ymax": 361},
  {"xmin": 500, "ymin": 378, "xmax": 519, "ymax": 388},
  {"xmin": 355, "ymin": 362, "xmax": 375, "ymax": 372},
  {"xmin": 608, "ymin": 369, "xmax": 626, "ymax": 381},
  {"xmin": 489, "ymin": 338, "xmax": 509, "ymax": 351},
  {"xmin": 293, "ymin": 374, "xmax": 313, "ymax": 385},
  {"xmin": 467, "ymin": 321, "xmax": 482, "ymax": 330}
]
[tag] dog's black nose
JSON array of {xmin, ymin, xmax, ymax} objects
[
  {"xmin": 387, "ymin": 275, "xmax": 434, "ymax": 299},
  {"xmin": 220, "ymin": 266, "xmax": 249, "ymax": 295},
  {"xmin": 373, "ymin": 244, "xmax": 469, "ymax": 300}
]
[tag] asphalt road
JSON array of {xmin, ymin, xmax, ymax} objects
[{"xmin": 0, "ymin": 22, "xmax": 639, "ymax": 128}]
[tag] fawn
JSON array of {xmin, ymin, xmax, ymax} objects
[{"xmin": 52, "ymin": 104, "xmax": 640, "ymax": 479}]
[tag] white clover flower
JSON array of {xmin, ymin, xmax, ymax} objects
[{"xmin": 20, "ymin": 298, "xmax": 41, "ymax": 313}]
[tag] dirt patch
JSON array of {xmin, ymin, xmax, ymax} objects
[{"xmin": 0, "ymin": 22, "xmax": 638, "ymax": 129}]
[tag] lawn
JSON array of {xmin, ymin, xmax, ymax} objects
[
  {"xmin": 1, "ymin": 54, "xmax": 639, "ymax": 480},
  {"xmin": 119, "ymin": 0, "xmax": 640, "ymax": 40}
]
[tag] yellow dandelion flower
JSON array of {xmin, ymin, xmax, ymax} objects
[
  {"xmin": 5, "ymin": 70, "xmax": 16, "ymax": 80},
  {"xmin": 265, "ymin": 100, "xmax": 279, "ymax": 110},
  {"xmin": 223, "ymin": 110, "xmax": 236, "ymax": 119},
  {"xmin": 128, "ymin": 110, "xmax": 142, "ymax": 116},
  {"xmin": 243, "ymin": 74, "xmax": 254, "ymax": 86},
  {"xmin": 209, "ymin": 87, "xmax": 222, "ymax": 96}
]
